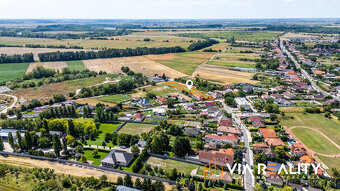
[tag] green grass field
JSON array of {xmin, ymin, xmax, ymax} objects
[
  {"xmin": 67, "ymin": 60, "xmax": 86, "ymax": 71},
  {"xmin": 97, "ymin": 94, "xmax": 131, "ymax": 103},
  {"xmin": 316, "ymin": 155, "xmax": 340, "ymax": 174},
  {"xmin": 83, "ymin": 147, "xmax": 111, "ymax": 165},
  {"xmin": 207, "ymin": 60, "xmax": 256, "ymax": 68},
  {"xmin": 291, "ymin": 128, "xmax": 340, "ymax": 155},
  {"xmin": 146, "ymin": 156, "xmax": 199, "ymax": 175},
  {"xmin": 0, "ymin": 63, "xmax": 30, "ymax": 82},
  {"xmin": 118, "ymin": 123, "xmax": 155, "ymax": 135},
  {"xmin": 144, "ymin": 83, "xmax": 181, "ymax": 96},
  {"xmin": 155, "ymin": 52, "xmax": 214, "ymax": 75},
  {"xmin": 280, "ymin": 113, "xmax": 340, "ymax": 145}
]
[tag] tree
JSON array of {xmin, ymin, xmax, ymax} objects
[
  {"xmin": 123, "ymin": 174, "xmax": 133, "ymax": 187},
  {"xmin": 24, "ymin": 131, "xmax": 33, "ymax": 150},
  {"xmin": 169, "ymin": 168, "xmax": 178, "ymax": 181},
  {"xmin": 117, "ymin": 177, "xmax": 123, "ymax": 185},
  {"xmin": 223, "ymin": 183, "xmax": 228, "ymax": 190},
  {"xmin": 67, "ymin": 120, "xmax": 76, "ymax": 137},
  {"xmin": 274, "ymin": 146, "xmax": 286, "ymax": 159},
  {"xmin": 166, "ymin": 98, "xmax": 175, "ymax": 108},
  {"xmin": 0, "ymin": 136, "xmax": 4, "ymax": 151},
  {"xmin": 270, "ymin": 114, "xmax": 278, "ymax": 121},
  {"xmin": 65, "ymin": 135, "xmax": 75, "ymax": 145},
  {"xmin": 142, "ymin": 178, "xmax": 152, "ymax": 191},
  {"xmin": 152, "ymin": 180, "xmax": 165, "ymax": 191},
  {"xmin": 92, "ymin": 149, "xmax": 99, "ymax": 157},
  {"xmin": 52, "ymin": 136, "xmax": 61, "ymax": 156},
  {"xmin": 80, "ymin": 155, "xmax": 87, "ymax": 163},
  {"xmin": 16, "ymin": 110, "xmax": 22, "ymax": 120},
  {"xmin": 188, "ymin": 182, "xmax": 195, "ymax": 191},
  {"xmin": 131, "ymin": 145, "xmax": 140, "ymax": 156},
  {"xmin": 8, "ymin": 132, "xmax": 14, "ymax": 150},
  {"xmin": 16, "ymin": 131, "xmax": 22, "ymax": 150},
  {"xmin": 134, "ymin": 178, "xmax": 142, "ymax": 190},
  {"xmin": 172, "ymin": 137, "xmax": 191, "ymax": 157}
]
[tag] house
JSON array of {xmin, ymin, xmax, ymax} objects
[
  {"xmin": 217, "ymin": 126, "xmax": 241, "ymax": 136},
  {"xmin": 117, "ymin": 185, "xmax": 141, "ymax": 191},
  {"xmin": 101, "ymin": 149, "xmax": 134, "ymax": 167},
  {"xmin": 265, "ymin": 138, "xmax": 285, "ymax": 147},
  {"xmin": 267, "ymin": 161, "xmax": 284, "ymax": 173},
  {"xmin": 204, "ymin": 142, "xmax": 219, "ymax": 150},
  {"xmin": 265, "ymin": 174, "xmax": 284, "ymax": 187},
  {"xmin": 264, "ymin": 148, "xmax": 276, "ymax": 158},
  {"xmin": 234, "ymin": 97, "xmax": 252, "ymax": 111},
  {"xmin": 260, "ymin": 129, "xmax": 278, "ymax": 139},
  {"xmin": 184, "ymin": 127, "xmax": 200, "ymax": 137},
  {"xmin": 300, "ymin": 155, "xmax": 314, "ymax": 164},
  {"xmin": 204, "ymin": 101, "xmax": 217, "ymax": 108},
  {"xmin": 152, "ymin": 107, "xmax": 166, "ymax": 116},
  {"xmin": 307, "ymin": 186, "xmax": 323, "ymax": 191},
  {"xmin": 275, "ymin": 98, "xmax": 292, "ymax": 106},
  {"xmin": 313, "ymin": 94, "xmax": 325, "ymax": 101},
  {"xmin": 0, "ymin": 128, "xmax": 17, "ymax": 140},
  {"xmin": 185, "ymin": 103, "xmax": 195, "ymax": 110},
  {"xmin": 218, "ymin": 119, "xmax": 233, "ymax": 127},
  {"xmin": 287, "ymin": 182, "xmax": 303, "ymax": 191},
  {"xmin": 269, "ymin": 94, "xmax": 283, "ymax": 99},
  {"xmin": 283, "ymin": 92, "xmax": 296, "ymax": 99},
  {"xmin": 197, "ymin": 150, "xmax": 234, "ymax": 167},
  {"xmin": 134, "ymin": 113, "xmax": 145, "ymax": 122},
  {"xmin": 203, "ymin": 134, "xmax": 239, "ymax": 147},
  {"xmin": 135, "ymin": 141, "xmax": 147, "ymax": 148},
  {"xmin": 253, "ymin": 143, "xmax": 268, "ymax": 153},
  {"xmin": 158, "ymin": 97, "xmax": 167, "ymax": 105},
  {"xmin": 252, "ymin": 120, "xmax": 266, "ymax": 128},
  {"xmin": 291, "ymin": 147, "xmax": 306, "ymax": 157},
  {"xmin": 137, "ymin": 98, "xmax": 151, "ymax": 108}
]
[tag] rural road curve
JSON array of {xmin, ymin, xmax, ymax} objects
[
  {"xmin": 0, "ymin": 94, "xmax": 18, "ymax": 114},
  {"xmin": 285, "ymin": 126, "xmax": 340, "ymax": 157}
]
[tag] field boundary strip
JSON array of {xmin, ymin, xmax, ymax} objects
[{"xmin": 164, "ymin": 81, "xmax": 214, "ymax": 100}]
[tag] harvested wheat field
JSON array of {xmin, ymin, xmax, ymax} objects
[
  {"xmin": 83, "ymin": 56, "xmax": 187, "ymax": 78},
  {"xmin": 196, "ymin": 64, "xmax": 257, "ymax": 85},
  {"xmin": 25, "ymin": 61, "xmax": 67, "ymax": 74},
  {"xmin": 0, "ymin": 47, "xmax": 92, "ymax": 61}
]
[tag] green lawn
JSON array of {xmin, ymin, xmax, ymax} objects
[
  {"xmin": 316, "ymin": 155, "xmax": 340, "ymax": 174},
  {"xmin": 291, "ymin": 128, "xmax": 340, "ymax": 155},
  {"xmin": 97, "ymin": 94, "xmax": 131, "ymax": 103},
  {"xmin": 0, "ymin": 62, "xmax": 30, "ymax": 82},
  {"xmin": 83, "ymin": 147, "xmax": 111, "ymax": 165},
  {"xmin": 118, "ymin": 123, "xmax": 155, "ymax": 135},
  {"xmin": 156, "ymin": 52, "xmax": 214, "ymax": 75},
  {"xmin": 280, "ymin": 113, "xmax": 340, "ymax": 145},
  {"xmin": 207, "ymin": 60, "xmax": 256, "ymax": 68},
  {"xmin": 146, "ymin": 156, "xmax": 199, "ymax": 175},
  {"xmin": 144, "ymin": 83, "xmax": 181, "ymax": 96},
  {"xmin": 64, "ymin": 74, "xmax": 120, "ymax": 89},
  {"xmin": 67, "ymin": 60, "xmax": 86, "ymax": 71}
]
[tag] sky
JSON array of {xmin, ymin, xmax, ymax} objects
[{"xmin": 0, "ymin": 0, "xmax": 339, "ymax": 19}]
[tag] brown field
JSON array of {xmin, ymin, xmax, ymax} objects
[
  {"xmin": 0, "ymin": 47, "xmax": 93, "ymax": 61},
  {"xmin": 195, "ymin": 64, "xmax": 257, "ymax": 85},
  {"xmin": 25, "ymin": 61, "xmax": 67, "ymax": 74},
  {"xmin": 75, "ymin": 98, "xmax": 116, "ymax": 107},
  {"xmin": 144, "ymin": 54, "xmax": 175, "ymax": 61},
  {"xmin": 83, "ymin": 56, "xmax": 187, "ymax": 78}
]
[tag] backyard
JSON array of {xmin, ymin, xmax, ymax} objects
[
  {"xmin": 118, "ymin": 123, "xmax": 155, "ymax": 135},
  {"xmin": 83, "ymin": 147, "xmax": 111, "ymax": 165}
]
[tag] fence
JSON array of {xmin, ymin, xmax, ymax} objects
[{"xmin": 0, "ymin": 151, "xmax": 176, "ymax": 185}]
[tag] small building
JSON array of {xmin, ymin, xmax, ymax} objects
[
  {"xmin": 234, "ymin": 97, "xmax": 252, "ymax": 111},
  {"xmin": 117, "ymin": 185, "xmax": 142, "ymax": 191},
  {"xmin": 265, "ymin": 174, "xmax": 284, "ymax": 187},
  {"xmin": 101, "ymin": 149, "xmax": 134, "ymax": 167},
  {"xmin": 137, "ymin": 98, "xmax": 151, "ymax": 108},
  {"xmin": 134, "ymin": 113, "xmax": 145, "ymax": 122},
  {"xmin": 184, "ymin": 127, "xmax": 200, "ymax": 137},
  {"xmin": 152, "ymin": 107, "xmax": 166, "ymax": 116},
  {"xmin": 0, "ymin": 128, "xmax": 17, "ymax": 140}
]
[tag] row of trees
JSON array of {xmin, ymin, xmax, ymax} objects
[
  {"xmin": 187, "ymin": 39, "xmax": 219, "ymax": 51},
  {"xmin": 26, "ymin": 44, "xmax": 83, "ymax": 49},
  {"xmin": 0, "ymin": 53, "xmax": 34, "ymax": 63},
  {"xmin": 38, "ymin": 46, "xmax": 186, "ymax": 62}
]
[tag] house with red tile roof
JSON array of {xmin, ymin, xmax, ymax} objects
[
  {"xmin": 260, "ymin": 129, "xmax": 278, "ymax": 139},
  {"xmin": 218, "ymin": 119, "xmax": 233, "ymax": 127},
  {"xmin": 197, "ymin": 149, "xmax": 234, "ymax": 167},
  {"xmin": 158, "ymin": 97, "xmax": 167, "ymax": 104},
  {"xmin": 265, "ymin": 138, "xmax": 285, "ymax": 147}
]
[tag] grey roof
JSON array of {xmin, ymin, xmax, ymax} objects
[
  {"xmin": 101, "ymin": 149, "xmax": 134, "ymax": 165},
  {"xmin": 0, "ymin": 129, "xmax": 18, "ymax": 137},
  {"xmin": 138, "ymin": 98, "xmax": 151, "ymax": 106},
  {"xmin": 117, "ymin": 185, "xmax": 141, "ymax": 191}
]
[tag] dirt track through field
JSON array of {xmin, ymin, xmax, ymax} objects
[
  {"xmin": 83, "ymin": 56, "xmax": 187, "ymax": 78},
  {"xmin": 284, "ymin": 126, "xmax": 340, "ymax": 157}
]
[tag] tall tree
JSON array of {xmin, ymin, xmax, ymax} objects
[{"xmin": 0, "ymin": 136, "xmax": 4, "ymax": 151}]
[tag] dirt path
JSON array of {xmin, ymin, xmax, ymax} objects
[
  {"xmin": 0, "ymin": 155, "xmax": 173, "ymax": 189},
  {"xmin": 191, "ymin": 47, "xmax": 227, "ymax": 78},
  {"xmin": 0, "ymin": 94, "xmax": 18, "ymax": 114},
  {"xmin": 285, "ymin": 126, "xmax": 340, "ymax": 157}
]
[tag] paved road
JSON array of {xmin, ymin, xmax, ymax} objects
[
  {"xmin": 220, "ymin": 100, "xmax": 254, "ymax": 191},
  {"xmin": 0, "ymin": 94, "xmax": 18, "ymax": 114},
  {"xmin": 279, "ymin": 39, "xmax": 340, "ymax": 102}
]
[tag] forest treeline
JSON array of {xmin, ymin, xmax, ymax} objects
[
  {"xmin": 0, "ymin": 53, "xmax": 34, "ymax": 63},
  {"xmin": 187, "ymin": 39, "xmax": 219, "ymax": 51},
  {"xmin": 38, "ymin": 46, "xmax": 186, "ymax": 62}
]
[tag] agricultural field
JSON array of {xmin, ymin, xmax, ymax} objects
[
  {"xmin": 0, "ymin": 32, "xmax": 195, "ymax": 50},
  {"xmin": 195, "ymin": 64, "xmax": 257, "ymax": 85},
  {"xmin": 98, "ymin": 94, "xmax": 131, "ymax": 104},
  {"xmin": 144, "ymin": 83, "xmax": 182, "ymax": 96},
  {"xmin": 0, "ymin": 62, "xmax": 30, "ymax": 82},
  {"xmin": 10, "ymin": 74, "xmax": 117, "ymax": 102},
  {"xmin": 207, "ymin": 60, "xmax": 255, "ymax": 68},
  {"xmin": 280, "ymin": 113, "xmax": 340, "ymax": 145},
  {"xmin": 118, "ymin": 123, "xmax": 155, "ymax": 135},
  {"xmin": 25, "ymin": 61, "xmax": 67, "ymax": 74},
  {"xmin": 176, "ymin": 31, "xmax": 282, "ymax": 42},
  {"xmin": 291, "ymin": 128, "xmax": 340, "ymax": 155},
  {"xmin": 67, "ymin": 61, "xmax": 86, "ymax": 71},
  {"xmin": 83, "ymin": 56, "xmax": 186, "ymax": 78},
  {"xmin": 145, "ymin": 52, "xmax": 214, "ymax": 75},
  {"xmin": 146, "ymin": 156, "xmax": 199, "ymax": 175},
  {"xmin": 0, "ymin": 47, "xmax": 93, "ymax": 61}
]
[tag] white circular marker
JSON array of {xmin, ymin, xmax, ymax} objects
[{"xmin": 186, "ymin": 80, "xmax": 193, "ymax": 90}]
